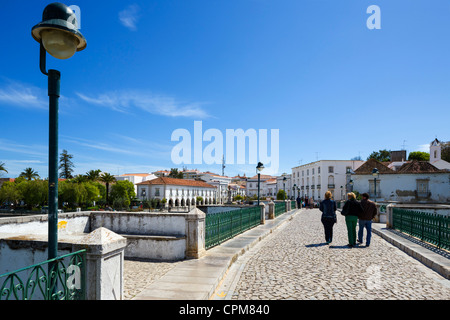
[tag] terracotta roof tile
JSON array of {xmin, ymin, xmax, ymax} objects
[
  {"xmin": 397, "ymin": 161, "xmax": 443, "ymax": 173},
  {"xmin": 136, "ymin": 177, "xmax": 216, "ymax": 188},
  {"xmin": 354, "ymin": 159, "xmax": 395, "ymax": 174}
]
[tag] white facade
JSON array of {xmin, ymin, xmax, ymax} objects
[
  {"xmin": 136, "ymin": 177, "xmax": 217, "ymax": 207},
  {"xmin": 352, "ymin": 172, "xmax": 450, "ymax": 203},
  {"xmin": 292, "ymin": 160, "xmax": 364, "ymax": 201},
  {"xmin": 114, "ymin": 173, "xmax": 157, "ymax": 194},
  {"xmin": 276, "ymin": 174, "xmax": 293, "ymax": 199}
]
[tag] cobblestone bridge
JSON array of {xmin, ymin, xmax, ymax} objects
[{"xmin": 124, "ymin": 208, "xmax": 450, "ymax": 300}]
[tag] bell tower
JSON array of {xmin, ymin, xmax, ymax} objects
[{"xmin": 430, "ymin": 138, "xmax": 441, "ymax": 163}]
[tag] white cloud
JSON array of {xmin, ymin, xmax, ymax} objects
[
  {"xmin": 119, "ymin": 4, "xmax": 140, "ymax": 31},
  {"xmin": 0, "ymin": 80, "xmax": 46, "ymax": 109},
  {"xmin": 76, "ymin": 90, "xmax": 211, "ymax": 119}
]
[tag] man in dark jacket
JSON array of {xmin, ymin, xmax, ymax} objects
[{"xmin": 358, "ymin": 193, "xmax": 378, "ymax": 247}]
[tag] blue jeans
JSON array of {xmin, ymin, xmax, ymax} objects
[{"xmin": 358, "ymin": 219, "xmax": 372, "ymax": 246}]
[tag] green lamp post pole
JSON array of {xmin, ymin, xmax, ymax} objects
[
  {"xmin": 48, "ymin": 68, "xmax": 60, "ymax": 261},
  {"xmin": 256, "ymin": 162, "xmax": 264, "ymax": 206},
  {"xmin": 32, "ymin": 3, "xmax": 86, "ymax": 263},
  {"xmin": 372, "ymin": 168, "xmax": 379, "ymax": 203}
]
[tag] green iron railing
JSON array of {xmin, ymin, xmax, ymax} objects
[
  {"xmin": 275, "ymin": 202, "xmax": 285, "ymax": 217},
  {"xmin": 205, "ymin": 207, "xmax": 260, "ymax": 249},
  {"xmin": 392, "ymin": 208, "xmax": 450, "ymax": 251},
  {"xmin": 0, "ymin": 249, "xmax": 86, "ymax": 300},
  {"xmin": 291, "ymin": 201, "xmax": 296, "ymax": 209}
]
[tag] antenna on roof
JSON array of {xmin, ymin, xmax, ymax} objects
[{"xmin": 401, "ymin": 140, "xmax": 407, "ymax": 150}]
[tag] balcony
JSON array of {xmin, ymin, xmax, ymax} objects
[
  {"xmin": 316, "ymin": 184, "xmax": 321, "ymax": 189},
  {"xmin": 328, "ymin": 184, "xmax": 335, "ymax": 189}
]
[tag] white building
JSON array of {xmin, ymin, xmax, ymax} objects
[
  {"xmin": 276, "ymin": 174, "xmax": 293, "ymax": 199},
  {"xmin": 136, "ymin": 177, "xmax": 217, "ymax": 207},
  {"xmin": 114, "ymin": 173, "xmax": 158, "ymax": 194},
  {"xmin": 197, "ymin": 172, "xmax": 232, "ymax": 204},
  {"xmin": 292, "ymin": 160, "xmax": 364, "ymax": 201},
  {"xmin": 429, "ymin": 138, "xmax": 450, "ymax": 171},
  {"xmin": 352, "ymin": 159, "xmax": 450, "ymax": 203},
  {"xmin": 246, "ymin": 174, "xmax": 275, "ymax": 198}
]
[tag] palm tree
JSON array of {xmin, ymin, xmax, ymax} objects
[
  {"xmin": 86, "ymin": 169, "xmax": 102, "ymax": 181},
  {"xmin": 0, "ymin": 162, "xmax": 7, "ymax": 174},
  {"xmin": 99, "ymin": 172, "xmax": 116, "ymax": 206},
  {"xmin": 19, "ymin": 167, "xmax": 40, "ymax": 181}
]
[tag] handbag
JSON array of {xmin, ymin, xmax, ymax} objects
[{"xmin": 341, "ymin": 202, "xmax": 349, "ymax": 216}]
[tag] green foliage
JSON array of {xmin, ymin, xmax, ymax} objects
[
  {"xmin": 0, "ymin": 181, "xmax": 20, "ymax": 204},
  {"xmin": 59, "ymin": 149, "xmax": 75, "ymax": 179},
  {"xmin": 168, "ymin": 168, "xmax": 184, "ymax": 179},
  {"xmin": 19, "ymin": 167, "xmax": 40, "ymax": 181},
  {"xmin": 408, "ymin": 151, "xmax": 430, "ymax": 161},
  {"xmin": 276, "ymin": 189, "xmax": 286, "ymax": 200},
  {"xmin": 441, "ymin": 141, "xmax": 450, "ymax": 162},
  {"xmin": 233, "ymin": 194, "xmax": 244, "ymax": 201},
  {"xmin": 109, "ymin": 180, "xmax": 136, "ymax": 207},
  {"xmin": 367, "ymin": 149, "xmax": 391, "ymax": 162}
]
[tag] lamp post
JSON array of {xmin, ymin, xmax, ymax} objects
[
  {"xmin": 292, "ymin": 184, "xmax": 296, "ymax": 201},
  {"xmin": 32, "ymin": 3, "xmax": 86, "ymax": 262},
  {"xmin": 283, "ymin": 176, "xmax": 287, "ymax": 200},
  {"xmin": 256, "ymin": 162, "xmax": 264, "ymax": 206},
  {"xmin": 372, "ymin": 168, "xmax": 379, "ymax": 202}
]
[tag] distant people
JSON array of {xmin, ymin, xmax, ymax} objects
[
  {"xmin": 304, "ymin": 196, "xmax": 308, "ymax": 208},
  {"xmin": 309, "ymin": 197, "xmax": 314, "ymax": 209},
  {"xmin": 296, "ymin": 196, "xmax": 301, "ymax": 209},
  {"xmin": 341, "ymin": 192, "xmax": 363, "ymax": 248},
  {"xmin": 319, "ymin": 191, "xmax": 337, "ymax": 244},
  {"xmin": 358, "ymin": 193, "xmax": 378, "ymax": 247}
]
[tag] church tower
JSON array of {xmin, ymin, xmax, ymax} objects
[{"xmin": 429, "ymin": 138, "xmax": 441, "ymax": 163}]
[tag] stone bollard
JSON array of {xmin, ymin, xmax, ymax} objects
[
  {"xmin": 75, "ymin": 227, "xmax": 127, "ymax": 300},
  {"xmin": 268, "ymin": 201, "xmax": 275, "ymax": 219},
  {"xmin": 259, "ymin": 202, "xmax": 266, "ymax": 224},
  {"xmin": 185, "ymin": 208, "xmax": 206, "ymax": 259},
  {"xmin": 285, "ymin": 200, "xmax": 290, "ymax": 212}
]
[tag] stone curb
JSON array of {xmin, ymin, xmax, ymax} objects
[
  {"xmin": 132, "ymin": 208, "xmax": 301, "ymax": 300},
  {"xmin": 372, "ymin": 224, "xmax": 450, "ymax": 280}
]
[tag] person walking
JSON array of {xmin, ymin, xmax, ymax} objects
[
  {"xmin": 358, "ymin": 193, "xmax": 378, "ymax": 247},
  {"xmin": 296, "ymin": 195, "xmax": 301, "ymax": 209},
  {"xmin": 319, "ymin": 191, "xmax": 337, "ymax": 244},
  {"xmin": 304, "ymin": 196, "xmax": 308, "ymax": 209},
  {"xmin": 341, "ymin": 192, "xmax": 363, "ymax": 247}
]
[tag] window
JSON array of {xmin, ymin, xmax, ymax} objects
[
  {"xmin": 312, "ymin": 168, "xmax": 315, "ymax": 175},
  {"xmin": 155, "ymin": 188, "xmax": 160, "ymax": 196},
  {"xmin": 328, "ymin": 166, "xmax": 334, "ymax": 173},
  {"xmin": 318, "ymin": 167, "xmax": 321, "ymax": 174},
  {"xmin": 307, "ymin": 169, "xmax": 309, "ymax": 176},
  {"xmin": 416, "ymin": 179, "xmax": 429, "ymax": 197}
]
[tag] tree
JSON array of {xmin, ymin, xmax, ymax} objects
[
  {"xmin": 276, "ymin": 189, "xmax": 286, "ymax": 200},
  {"xmin": 110, "ymin": 180, "xmax": 135, "ymax": 209},
  {"xmin": 168, "ymin": 168, "xmax": 184, "ymax": 179},
  {"xmin": 99, "ymin": 172, "xmax": 116, "ymax": 205},
  {"xmin": 0, "ymin": 181, "xmax": 20, "ymax": 206},
  {"xmin": 441, "ymin": 141, "xmax": 450, "ymax": 162},
  {"xmin": 408, "ymin": 151, "xmax": 430, "ymax": 161},
  {"xmin": 19, "ymin": 167, "xmax": 40, "ymax": 181},
  {"xmin": 0, "ymin": 162, "xmax": 7, "ymax": 174},
  {"xmin": 59, "ymin": 149, "xmax": 75, "ymax": 179},
  {"xmin": 86, "ymin": 169, "xmax": 102, "ymax": 181},
  {"xmin": 367, "ymin": 149, "xmax": 391, "ymax": 162}
]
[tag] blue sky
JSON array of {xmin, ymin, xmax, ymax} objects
[{"xmin": 0, "ymin": 0, "xmax": 449, "ymax": 179}]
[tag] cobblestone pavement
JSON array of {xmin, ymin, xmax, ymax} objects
[
  {"xmin": 224, "ymin": 209, "xmax": 450, "ymax": 300},
  {"xmin": 123, "ymin": 259, "xmax": 181, "ymax": 300}
]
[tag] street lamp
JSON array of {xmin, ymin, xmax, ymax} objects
[
  {"xmin": 256, "ymin": 162, "xmax": 264, "ymax": 206},
  {"xmin": 31, "ymin": 3, "xmax": 86, "ymax": 262},
  {"xmin": 372, "ymin": 168, "xmax": 379, "ymax": 202},
  {"xmin": 283, "ymin": 176, "xmax": 287, "ymax": 200}
]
